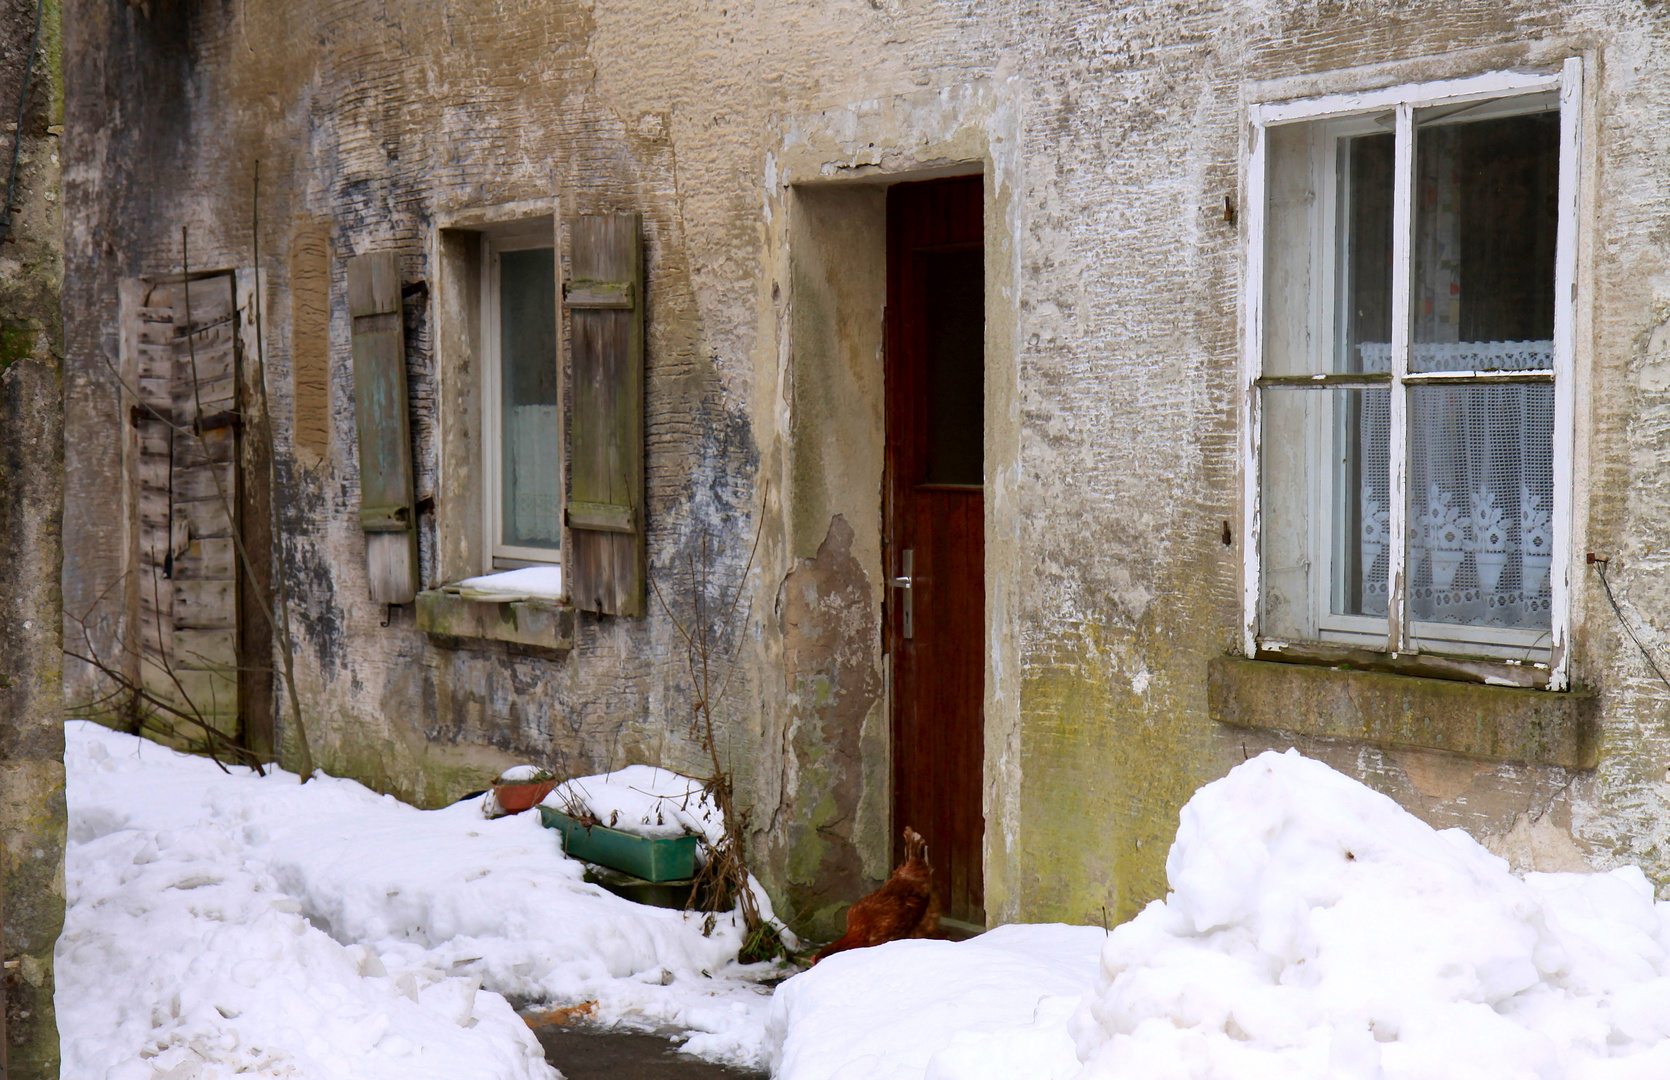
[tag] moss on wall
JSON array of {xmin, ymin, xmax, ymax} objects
[
  {"xmin": 0, "ymin": 0, "xmax": 65, "ymax": 1067},
  {"xmin": 1013, "ymin": 616, "xmax": 1218, "ymax": 925}
]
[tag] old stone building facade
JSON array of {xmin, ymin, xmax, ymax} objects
[{"xmin": 58, "ymin": 0, "xmax": 1670, "ymax": 953}]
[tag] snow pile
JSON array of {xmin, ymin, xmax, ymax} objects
[
  {"xmin": 66, "ymin": 721, "xmax": 1670, "ymax": 1080},
  {"xmin": 59, "ymin": 822, "xmax": 550, "ymax": 1080},
  {"xmin": 545, "ymin": 766, "xmax": 801, "ymax": 951},
  {"xmin": 766, "ymin": 750, "xmax": 1670, "ymax": 1080},
  {"xmin": 1070, "ymin": 749, "xmax": 1670, "ymax": 1080},
  {"xmin": 766, "ymin": 924, "xmax": 1106, "ymax": 1080},
  {"xmin": 59, "ymin": 721, "xmax": 784, "ymax": 1076},
  {"xmin": 548, "ymin": 765, "xmax": 723, "ymax": 842}
]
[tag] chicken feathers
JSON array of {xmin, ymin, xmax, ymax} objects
[{"xmin": 813, "ymin": 826, "xmax": 940, "ymax": 962}]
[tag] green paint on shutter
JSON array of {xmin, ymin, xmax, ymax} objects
[
  {"xmin": 565, "ymin": 214, "xmax": 645, "ymax": 616},
  {"xmin": 347, "ymin": 250, "xmax": 418, "ymax": 604}
]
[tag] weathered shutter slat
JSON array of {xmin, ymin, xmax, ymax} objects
[
  {"xmin": 565, "ymin": 213, "xmax": 645, "ymax": 616},
  {"xmin": 347, "ymin": 250, "xmax": 418, "ymax": 604}
]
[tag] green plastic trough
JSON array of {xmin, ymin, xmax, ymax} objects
[{"xmin": 538, "ymin": 806, "xmax": 701, "ymax": 883}]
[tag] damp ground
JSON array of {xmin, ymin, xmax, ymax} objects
[{"xmin": 534, "ymin": 1024, "xmax": 767, "ymax": 1080}]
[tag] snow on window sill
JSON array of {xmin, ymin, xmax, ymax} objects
[
  {"xmin": 1207, "ymin": 656, "xmax": 1598, "ymax": 770},
  {"xmin": 445, "ymin": 566, "xmax": 564, "ymax": 604}
]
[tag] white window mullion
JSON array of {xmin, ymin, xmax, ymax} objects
[
  {"xmin": 1548, "ymin": 56, "xmax": 1583, "ymax": 691},
  {"xmin": 1386, "ymin": 103, "xmax": 1415, "ymax": 654},
  {"xmin": 1242, "ymin": 119, "xmax": 1269, "ymax": 658}
]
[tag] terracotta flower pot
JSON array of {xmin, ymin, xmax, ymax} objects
[{"xmin": 492, "ymin": 780, "xmax": 557, "ymax": 814}]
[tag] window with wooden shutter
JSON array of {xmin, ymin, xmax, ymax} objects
[
  {"xmin": 347, "ymin": 250, "xmax": 419, "ymax": 604},
  {"xmin": 564, "ymin": 213, "xmax": 644, "ymax": 616}
]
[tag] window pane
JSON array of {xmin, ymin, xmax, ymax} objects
[
  {"xmin": 1260, "ymin": 386, "xmax": 1389, "ymax": 642},
  {"xmin": 1264, "ymin": 121, "xmax": 1394, "ymax": 377},
  {"xmin": 1338, "ymin": 132, "xmax": 1395, "ymax": 377},
  {"xmin": 1410, "ymin": 104, "xmax": 1558, "ymax": 373},
  {"xmin": 500, "ymin": 247, "xmax": 560, "ymax": 551},
  {"xmin": 1334, "ymin": 385, "xmax": 1391, "ymax": 619},
  {"xmin": 924, "ymin": 248, "xmax": 984, "ymax": 486},
  {"xmin": 1407, "ymin": 384, "xmax": 1554, "ymax": 634}
]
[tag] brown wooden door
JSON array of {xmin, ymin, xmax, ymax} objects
[{"xmin": 886, "ymin": 176, "xmax": 985, "ymax": 927}]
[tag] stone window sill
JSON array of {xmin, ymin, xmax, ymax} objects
[
  {"xmin": 1206, "ymin": 656, "xmax": 1598, "ymax": 769},
  {"xmin": 415, "ymin": 589, "xmax": 574, "ymax": 654}
]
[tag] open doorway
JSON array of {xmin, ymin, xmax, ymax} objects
[{"xmin": 885, "ymin": 176, "xmax": 986, "ymax": 928}]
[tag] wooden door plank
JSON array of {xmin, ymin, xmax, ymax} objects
[
  {"xmin": 170, "ymin": 461, "xmax": 237, "ymax": 505},
  {"xmin": 173, "ymin": 426, "xmax": 235, "ymax": 468},
  {"xmin": 175, "ymin": 497, "xmax": 232, "ymax": 540},
  {"xmin": 172, "ymin": 628, "xmax": 237, "ymax": 670},
  {"xmin": 172, "ymin": 580, "xmax": 237, "ymax": 629},
  {"xmin": 138, "ymin": 489, "xmax": 171, "ymax": 527},
  {"xmin": 172, "ymin": 537, "xmax": 235, "ymax": 581},
  {"xmin": 138, "ymin": 376, "xmax": 173, "ymax": 409},
  {"xmin": 152, "ymin": 668, "xmax": 240, "ymax": 738}
]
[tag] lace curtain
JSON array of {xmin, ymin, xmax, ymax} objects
[
  {"xmin": 505, "ymin": 404, "xmax": 563, "ymax": 547},
  {"xmin": 1354, "ymin": 342, "xmax": 1554, "ymax": 631}
]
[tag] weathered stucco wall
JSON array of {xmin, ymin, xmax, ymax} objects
[
  {"xmin": 58, "ymin": 0, "xmax": 1670, "ymax": 951},
  {"xmin": 0, "ymin": 0, "xmax": 64, "ymax": 1070}
]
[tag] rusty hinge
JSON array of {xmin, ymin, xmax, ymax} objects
[
  {"xmin": 129, "ymin": 402, "xmax": 170, "ymax": 427},
  {"xmin": 194, "ymin": 410, "xmax": 241, "ymax": 434}
]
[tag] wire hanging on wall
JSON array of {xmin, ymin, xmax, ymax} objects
[
  {"xmin": 1589, "ymin": 554, "xmax": 1670, "ymax": 695},
  {"xmin": 0, "ymin": 0, "xmax": 47, "ymax": 247}
]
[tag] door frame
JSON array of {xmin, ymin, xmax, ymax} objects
[{"xmin": 774, "ymin": 103, "xmax": 1016, "ymax": 921}]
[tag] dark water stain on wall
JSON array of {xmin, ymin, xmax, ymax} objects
[{"xmin": 774, "ymin": 514, "xmax": 882, "ymax": 937}]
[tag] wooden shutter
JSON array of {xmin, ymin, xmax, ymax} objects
[
  {"xmin": 347, "ymin": 250, "xmax": 418, "ymax": 604},
  {"xmin": 564, "ymin": 213, "xmax": 645, "ymax": 616},
  {"xmin": 135, "ymin": 275, "xmax": 242, "ymax": 738}
]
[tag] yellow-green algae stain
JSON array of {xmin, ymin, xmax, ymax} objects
[
  {"xmin": 296, "ymin": 720, "xmax": 519, "ymax": 810},
  {"xmin": 1014, "ymin": 617, "xmax": 1221, "ymax": 927}
]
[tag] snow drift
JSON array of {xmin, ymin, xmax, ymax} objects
[
  {"xmin": 58, "ymin": 721, "xmax": 782, "ymax": 1077},
  {"xmin": 1070, "ymin": 749, "xmax": 1670, "ymax": 1080},
  {"xmin": 61, "ymin": 721, "xmax": 1670, "ymax": 1080},
  {"xmin": 766, "ymin": 924, "xmax": 1106, "ymax": 1080},
  {"xmin": 766, "ymin": 749, "xmax": 1670, "ymax": 1080}
]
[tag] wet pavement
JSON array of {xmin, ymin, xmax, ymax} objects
[{"xmin": 534, "ymin": 1024, "xmax": 767, "ymax": 1080}]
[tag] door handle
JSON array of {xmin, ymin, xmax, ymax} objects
[{"xmin": 889, "ymin": 548, "xmax": 914, "ymax": 639}]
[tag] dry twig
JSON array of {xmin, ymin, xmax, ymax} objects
[{"xmin": 650, "ymin": 481, "xmax": 781, "ymax": 961}]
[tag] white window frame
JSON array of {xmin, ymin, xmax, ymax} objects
[
  {"xmin": 1241, "ymin": 59, "xmax": 1583, "ymax": 690},
  {"xmin": 482, "ymin": 231, "xmax": 564, "ymax": 570}
]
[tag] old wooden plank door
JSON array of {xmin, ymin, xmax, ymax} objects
[
  {"xmin": 135, "ymin": 274, "xmax": 249, "ymax": 744},
  {"xmin": 886, "ymin": 176, "xmax": 986, "ymax": 926}
]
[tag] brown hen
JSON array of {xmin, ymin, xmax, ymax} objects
[{"xmin": 813, "ymin": 826, "xmax": 941, "ymax": 962}]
